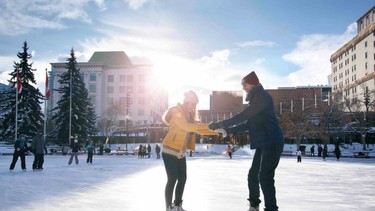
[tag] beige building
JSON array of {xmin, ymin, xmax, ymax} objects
[
  {"xmin": 49, "ymin": 51, "xmax": 168, "ymax": 133},
  {"xmin": 330, "ymin": 5, "xmax": 375, "ymax": 111}
]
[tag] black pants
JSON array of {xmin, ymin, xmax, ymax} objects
[
  {"xmin": 87, "ymin": 152, "xmax": 93, "ymax": 163},
  {"xmin": 10, "ymin": 151, "xmax": 26, "ymax": 170},
  {"xmin": 33, "ymin": 154, "xmax": 45, "ymax": 169},
  {"xmin": 68, "ymin": 152, "xmax": 79, "ymax": 165},
  {"xmin": 162, "ymin": 152, "xmax": 186, "ymax": 207},
  {"xmin": 248, "ymin": 144, "xmax": 283, "ymax": 211}
]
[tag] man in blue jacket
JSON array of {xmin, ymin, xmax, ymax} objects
[{"xmin": 209, "ymin": 71, "xmax": 284, "ymax": 211}]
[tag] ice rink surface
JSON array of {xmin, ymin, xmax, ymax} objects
[{"xmin": 0, "ymin": 154, "xmax": 374, "ymax": 211}]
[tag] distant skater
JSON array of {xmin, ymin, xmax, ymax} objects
[
  {"xmin": 334, "ymin": 145, "xmax": 341, "ymax": 161},
  {"xmin": 85, "ymin": 141, "xmax": 95, "ymax": 164},
  {"xmin": 9, "ymin": 134, "xmax": 29, "ymax": 171},
  {"xmin": 31, "ymin": 131, "xmax": 47, "ymax": 171},
  {"xmin": 297, "ymin": 150, "xmax": 302, "ymax": 163},
  {"xmin": 68, "ymin": 139, "xmax": 81, "ymax": 165},
  {"xmin": 227, "ymin": 145, "xmax": 233, "ymax": 159},
  {"xmin": 322, "ymin": 144, "xmax": 328, "ymax": 161},
  {"xmin": 155, "ymin": 144, "xmax": 161, "ymax": 159}
]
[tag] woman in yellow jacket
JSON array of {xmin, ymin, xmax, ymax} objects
[{"xmin": 162, "ymin": 90, "xmax": 217, "ymax": 211}]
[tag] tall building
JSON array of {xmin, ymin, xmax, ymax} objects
[
  {"xmin": 49, "ymin": 51, "xmax": 168, "ymax": 132},
  {"xmin": 330, "ymin": 5, "xmax": 375, "ymax": 111},
  {"xmin": 199, "ymin": 90, "xmax": 244, "ymax": 123}
]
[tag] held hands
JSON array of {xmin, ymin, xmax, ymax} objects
[
  {"xmin": 208, "ymin": 122, "xmax": 229, "ymax": 137},
  {"xmin": 214, "ymin": 129, "xmax": 227, "ymax": 138},
  {"xmin": 208, "ymin": 122, "xmax": 223, "ymax": 130}
]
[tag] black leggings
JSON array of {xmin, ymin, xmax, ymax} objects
[{"xmin": 162, "ymin": 152, "xmax": 187, "ymax": 207}]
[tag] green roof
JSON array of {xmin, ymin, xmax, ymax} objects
[{"xmin": 88, "ymin": 51, "xmax": 132, "ymax": 68}]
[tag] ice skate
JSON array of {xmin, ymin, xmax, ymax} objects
[
  {"xmin": 174, "ymin": 205, "xmax": 186, "ymax": 211},
  {"xmin": 248, "ymin": 205, "xmax": 259, "ymax": 211},
  {"xmin": 166, "ymin": 205, "xmax": 175, "ymax": 211},
  {"xmin": 248, "ymin": 199, "xmax": 260, "ymax": 211}
]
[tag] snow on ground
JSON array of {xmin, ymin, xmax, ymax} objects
[{"xmin": 0, "ymin": 145, "xmax": 374, "ymax": 211}]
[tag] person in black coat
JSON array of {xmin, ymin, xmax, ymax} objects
[
  {"xmin": 147, "ymin": 144, "xmax": 151, "ymax": 158},
  {"xmin": 209, "ymin": 71, "xmax": 284, "ymax": 211},
  {"xmin": 31, "ymin": 132, "xmax": 47, "ymax": 171},
  {"xmin": 322, "ymin": 144, "xmax": 328, "ymax": 161},
  {"xmin": 155, "ymin": 144, "xmax": 161, "ymax": 159},
  {"xmin": 317, "ymin": 144, "xmax": 323, "ymax": 157},
  {"xmin": 334, "ymin": 145, "xmax": 341, "ymax": 160},
  {"xmin": 9, "ymin": 134, "xmax": 29, "ymax": 171},
  {"xmin": 68, "ymin": 139, "xmax": 81, "ymax": 165}
]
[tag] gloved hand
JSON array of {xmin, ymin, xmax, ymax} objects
[
  {"xmin": 208, "ymin": 122, "xmax": 223, "ymax": 130},
  {"xmin": 214, "ymin": 128, "xmax": 227, "ymax": 138}
]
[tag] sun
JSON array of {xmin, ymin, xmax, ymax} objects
[{"xmin": 152, "ymin": 55, "xmax": 199, "ymax": 91}]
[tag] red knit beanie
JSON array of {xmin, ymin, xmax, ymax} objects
[{"xmin": 241, "ymin": 71, "xmax": 259, "ymax": 85}]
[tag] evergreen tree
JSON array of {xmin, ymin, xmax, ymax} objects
[
  {"xmin": 51, "ymin": 49, "xmax": 97, "ymax": 144},
  {"xmin": 0, "ymin": 41, "xmax": 44, "ymax": 141}
]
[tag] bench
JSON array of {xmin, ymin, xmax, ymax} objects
[
  {"xmin": 116, "ymin": 149, "xmax": 129, "ymax": 155},
  {"xmin": 353, "ymin": 151, "xmax": 370, "ymax": 158}
]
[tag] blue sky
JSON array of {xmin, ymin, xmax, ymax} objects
[{"xmin": 0, "ymin": 0, "xmax": 374, "ymax": 109}]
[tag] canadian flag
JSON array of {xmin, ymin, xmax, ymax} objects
[
  {"xmin": 17, "ymin": 68, "xmax": 22, "ymax": 93},
  {"xmin": 45, "ymin": 70, "xmax": 51, "ymax": 100}
]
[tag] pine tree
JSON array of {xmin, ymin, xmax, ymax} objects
[
  {"xmin": 51, "ymin": 49, "xmax": 97, "ymax": 144},
  {"xmin": 0, "ymin": 41, "xmax": 44, "ymax": 140}
]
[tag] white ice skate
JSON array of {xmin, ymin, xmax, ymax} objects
[
  {"xmin": 248, "ymin": 205, "xmax": 259, "ymax": 211},
  {"xmin": 174, "ymin": 205, "xmax": 187, "ymax": 211},
  {"xmin": 166, "ymin": 205, "xmax": 175, "ymax": 211}
]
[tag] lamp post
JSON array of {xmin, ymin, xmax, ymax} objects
[{"xmin": 363, "ymin": 87, "xmax": 370, "ymax": 150}]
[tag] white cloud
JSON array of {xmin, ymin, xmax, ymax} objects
[
  {"xmin": 124, "ymin": 0, "xmax": 150, "ymax": 10},
  {"xmin": 282, "ymin": 22, "xmax": 357, "ymax": 86},
  {"xmin": 200, "ymin": 49, "xmax": 231, "ymax": 69},
  {"xmin": 0, "ymin": 0, "xmax": 105, "ymax": 35},
  {"xmin": 235, "ymin": 40, "xmax": 276, "ymax": 48}
]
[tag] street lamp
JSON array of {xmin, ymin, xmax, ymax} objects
[{"xmin": 363, "ymin": 87, "xmax": 370, "ymax": 150}]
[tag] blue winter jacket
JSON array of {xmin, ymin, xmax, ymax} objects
[{"xmin": 219, "ymin": 84, "xmax": 284, "ymax": 149}]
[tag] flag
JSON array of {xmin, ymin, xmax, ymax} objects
[
  {"xmin": 17, "ymin": 68, "xmax": 22, "ymax": 93},
  {"xmin": 45, "ymin": 70, "xmax": 51, "ymax": 100}
]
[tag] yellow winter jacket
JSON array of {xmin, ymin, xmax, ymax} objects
[{"xmin": 162, "ymin": 104, "xmax": 217, "ymax": 153}]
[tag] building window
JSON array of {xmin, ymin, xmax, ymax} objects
[
  {"xmin": 365, "ymin": 52, "xmax": 368, "ymax": 59},
  {"xmin": 89, "ymin": 84, "xmax": 96, "ymax": 93},
  {"xmin": 127, "ymin": 75, "xmax": 133, "ymax": 82},
  {"xmin": 127, "ymin": 86, "xmax": 133, "ymax": 94},
  {"xmin": 107, "ymin": 86, "xmax": 114, "ymax": 94},
  {"xmin": 119, "ymin": 86, "xmax": 126, "ymax": 93},
  {"xmin": 89, "ymin": 73, "xmax": 96, "ymax": 81},
  {"xmin": 365, "ymin": 41, "xmax": 368, "ymax": 47},
  {"xmin": 120, "ymin": 75, "xmax": 126, "ymax": 82},
  {"xmin": 107, "ymin": 97, "xmax": 114, "ymax": 106},
  {"xmin": 108, "ymin": 75, "xmax": 114, "ymax": 82},
  {"xmin": 119, "ymin": 97, "xmax": 126, "ymax": 104},
  {"xmin": 365, "ymin": 62, "xmax": 368, "ymax": 70}
]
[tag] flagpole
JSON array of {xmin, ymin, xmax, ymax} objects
[
  {"xmin": 44, "ymin": 68, "xmax": 48, "ymax": 141},
  {"xmin": 69, "ymin": 70, "xmax": 72, "ymax": 145},
  {"xmin": 15, "ymin": 67, "xmax": 22, "ymax": 142},
  {"xmin": 15, "ymin": 69, "xmax": 19, "ymax": 142}
]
